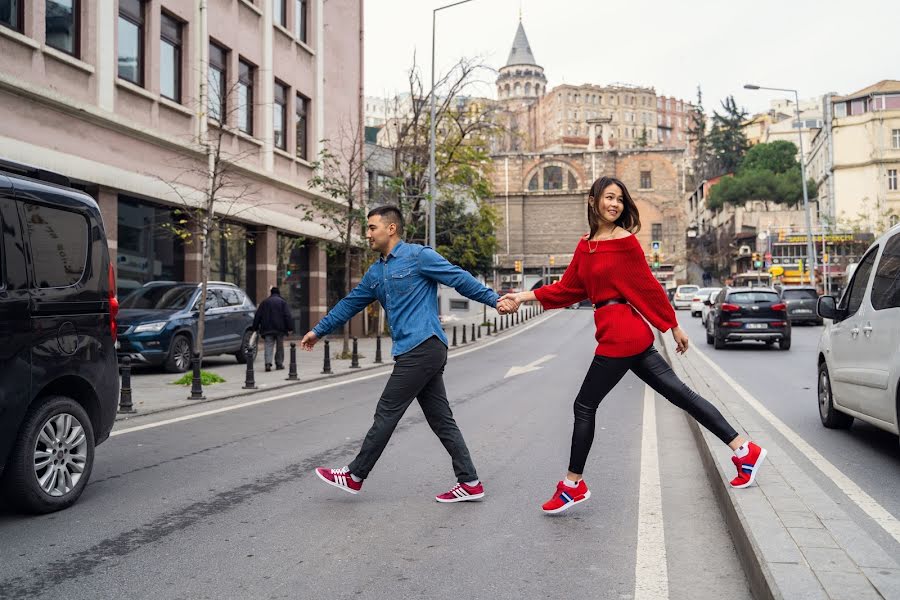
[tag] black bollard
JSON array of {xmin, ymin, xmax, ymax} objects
[
  {"xmin": 322, "ymin": 339, "xmax": 333, "ymax": 374},
  {"xmin": 452, "ymin": 326, "xmax": 458, "ymax": 347},
  {"xmin": 477, "ymin": 323, "xmax": 482, "ymax": 339},
  {"xmin": 118, "ymin": 356, "xmax": 135, "ymax": 414},
  {"xmin": 375, "ymin": 335, "xmax": 383, "ymax": 363},
  {"xmin": 462, "ymin": 325, "xmax": 467, "ymax": 344},
  {"xmin": 515, "ymin": 311, "xmax": 519, "ymax": 325},
  {"xmin": 242, "ymin": 344, "xmax": 257, "ymax": 390},
  {"xmin": 286, "ymin": 342, "xmax": 299, "ymax": 380},
  {"xmin": 485, "ymin": 321, "xmax": 491, "ymax": 336},
  {"xmin": 350, "ymin": 337, "xmax": 360, "ymax": 368},
  {"xmin": 472, "ymin": 323, "xmax": 476, "ymax": 342},
  {"xmin": 494, "ymin": 317, "xmax": 498, "ymax": 334},
  {"xmin": 188, "ymin": 353, "xmax": 206, "ymax": 399}
]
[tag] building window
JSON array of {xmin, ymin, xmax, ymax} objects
[
  {"xmin": 238, "ymin": 59, "xmax": 255, "ymax": 135},
  {"xmin": 651, "ymin": 223, "xmax": 662, "ymax": 241},
  {"xmin": 159, "ymin": 12, "xmax": 182, "ymax": 102},
  {"xmin": 116, "ymin": 197, "xmax": 184, "ymax": 296},
  {"xmin": 274, "ymin": 80, "xmax": 287, "ymax": 150},
  {"xmin": 640, "ymin": 171, "xmax": 652, "ymax": 189},
  {"xmin": 527, "ymin": 173, "xmax": 538, "ymax": 191},
  {"xmin": 273, "ymin": 0, "xmax": 286, "ymax": 27},
  {"xmin": 208, "ymin": 42, "xmax": 227, "ymax": 122},
  {"xmin": 449, "ymin": 299, "xmax": 469, "ymax": 311},
  {"xmin": 295, "ymin": 93, "xmax": 309, "ymax": 159},
  {"xmin": 568, "ymin": 172, "xmax": 578, "ymax": 190},
  {"xmin": 893, "ymin": 129, "xmax": 900, "ymax": 150},
  {"xmin": 0, "ymin": 0, "xmax": 22, "ymax": 31},
  {"xmin": 543, "ymin": 166, "xmax": 563, "ymax": 191},
  {"xmin": 890, "ymin": 214, "xmax": 899, "ymax": 228},
  {"xmin": 295, "ymin": 0, "xmax": 307, "ymax": 43},
  {"xmin": 889, "ymin": 169, "xmax": 898, "ymax": 192},
  {"xmin": 46, "ymin": 0, "xmax": 79, "ymax": 56},
  {"xmin": 118, "ymin": 0, "xmax": 144, "ymax": 85}
]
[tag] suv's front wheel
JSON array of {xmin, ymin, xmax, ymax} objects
[
  {"xmin": 165, "ymin": 333, "xmax": 192, "ymax": 373},
  {"xmin": 1, "ymin": 396, "xmax": 95, "ymax": 514}
]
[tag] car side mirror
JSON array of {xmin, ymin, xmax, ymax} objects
[
  {"xmin": 817, "ymin": 296, "xmax": 841, "ymax": 321},
  {"xmin": 703, "ymin": 299, "xmax": 712, "ymax": 306}
]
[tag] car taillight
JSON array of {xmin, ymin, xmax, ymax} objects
[
  {"xmin": 722, "ymin": 321, "xmax": 741, "ymax": 327},
  {"xmin": 692, "ymin": 296, "xmax": 701, "ymax": 302},
  {"xmin": 721, "ymin": 303, "xmax": 740, "ymax": 312},
  {"xmin": 108, "ymin": 264, "xmax": 119, "ymax": 342},
  {"xmin": 771, "ymin": 303, "xmax": 786, "ymax": 311},
  {"xmin": 770, "ymin": 321, "xmax": 786, "ymax": 327}
]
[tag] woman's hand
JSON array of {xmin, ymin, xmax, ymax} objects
[{"xmin": 672, "ymin": 326, "xmax": 689, "ymax": 354}]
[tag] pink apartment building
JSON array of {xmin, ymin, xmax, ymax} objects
[{"xmin": 0, "ymin": 0, "xmax": 364, "ymax": 333}]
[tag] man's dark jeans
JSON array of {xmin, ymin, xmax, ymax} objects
[{"xmin": 348, "ymin": 336, "xmax": 478, "ymax": 482}]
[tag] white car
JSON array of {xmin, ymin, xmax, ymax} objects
[
  {"xmin": 672, "ymin": 285, "xmax": 700, "ymax": 310},
  {"xmin": 690, "ymin": 287, "xmax": 720, "ymax": 317},
  {"xmin": 816, "ymin": 224, "xmax": 900, "ymax": 442},
  {"xmin": 700, "ymin": 288, "xmax": 722, "ymax": 325}
]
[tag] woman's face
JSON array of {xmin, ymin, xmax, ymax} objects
[{"xmin": 593, "ymin": 183, "xmax": 625, "ymax": 225}]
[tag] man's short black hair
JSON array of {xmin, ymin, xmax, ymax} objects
[
  {"xmin": 367, "ymin": 205, "xmax": 404, "ymax": 235},
  {"xmin": 270, "ymin": 286, "xmax": 280, "ymax": 295}
]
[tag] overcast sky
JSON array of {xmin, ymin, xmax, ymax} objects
[{"xmin": 364, "ymin": 0, "xmax": 899, "ymax": 115}]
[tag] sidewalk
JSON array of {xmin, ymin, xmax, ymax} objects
[
  {"xmin": 115, "ymin": 307, "xmax": 541, "ymax": 421},
  {"xmin": 657, "ymin": 332, "xmax": 900, "ymax": 600}
]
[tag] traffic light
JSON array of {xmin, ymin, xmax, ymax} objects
[
  {"xmin": 549, "ymin": 255, "xmax": 555, "ymax": 266},
  {"xmin": 752, "ymin": 252, "xmax": 762, "ymax": 268},
  {"xmin": 514, "ymin": 260, "xmax": 522, "ymax": 273},
  {"xmin": 651, "ymin": 252, "xmax": 660, "ymax": 269}
]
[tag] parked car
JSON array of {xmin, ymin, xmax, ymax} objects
[
  {"xmin": 700, "ymin": 288, "xmax": 722, "ymax": 326},
  {"xmin": 780, "ymin": 285, "xmax": 823, "ymax": 325},
  {"xmin": 816, "ymin": 224, "xmax": 900, "ymax": 442},
  {"xmin": 690, "ymin": 287, "xmax": 720, "ymax": 317},
  {"xmin": 117, "ymin": 281, "xmax": 256, "ymax": 372},
  {"xmin": 0, "ymin": 160, "xmax": 118, "ymax": 513},
  {"xmin": 706, "ymin": 287, "xmax": 791, "ymax": 350},
  {"xmin": 672, "ymin": 284, "xmax": 700, "ymax": 310}
]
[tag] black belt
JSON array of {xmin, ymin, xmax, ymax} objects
[{"xmin": 593, "ymin": 298, "xmax": 628, "ymax": 310}]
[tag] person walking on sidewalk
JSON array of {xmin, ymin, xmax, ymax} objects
[
  {"xmin": 501, "ymin": 176, "xmax": 767, "ymax": 515},
  {"xmin": 301, "ymin": 205, "xmax": 516, "ymax": 503},
  {"xmin": 252, "ymin": 287, "xmax": 294, "ymax": 372}
]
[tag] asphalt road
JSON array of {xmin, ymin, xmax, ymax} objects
[
  {"xmin": 0, "ymin": 309, "xmax": 752, "ymax": 600},
  {"xmin": 679, "ymin": 311, "xmax": 900, "ymax": 523}
]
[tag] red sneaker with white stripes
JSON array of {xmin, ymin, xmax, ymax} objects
[
  {"xmin": 314, "ymin": 466, "xmax": 363, "ymax": 494},
  {"xmin": 542, "ymin": 479, "xmax": 591, "ymax": 514},
  {"xmin": 435, "ymin": 481, "xmax": 485, "ymax": 503},
  {"xmin": 730, "ymin": 442, "xmax": 767, "ymax": 488}
]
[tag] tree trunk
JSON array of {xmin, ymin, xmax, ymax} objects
[
  {"xmin": 196, "ymin": 214, "xmax": 212, "ymax": 361},
  {"xmin": 342, "ymin": 243, "xmax": 352, "ymax": 356}
]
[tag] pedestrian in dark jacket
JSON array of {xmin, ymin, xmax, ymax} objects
[{"xmin": 252, "ymin": 287, "xmax": 293, "ymax": 371}]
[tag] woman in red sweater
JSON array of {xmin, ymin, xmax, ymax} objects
[{"xmin": 503, "ymin": 176, "xmax": 767, "ymax": 514}]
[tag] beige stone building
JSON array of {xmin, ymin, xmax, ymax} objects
[{"xmin": 0, "ymin": 0, "xmax": 365, "ymax": 333}]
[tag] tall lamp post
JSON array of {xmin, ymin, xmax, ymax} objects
[
  {"xmin": 429, "ymin": 0, "xmax": 474, "ymax": 247},
  {"xmin": 744, "ymin": 84, "xmax": 817, "ymax": 285}
]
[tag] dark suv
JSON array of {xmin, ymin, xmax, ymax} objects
[
  {"xmin": 779, "ymin": 285, "xmax": 822, "ymax": 325},
  {"xmin": 705, "ymin": 287, "xmax": 791, "ymax": 350},
  {"xmin": 117, "ymin": 281, "xmax": 256, "ymax": 372},
  {"xmin": 0, "ymin": 161, "xmax": 118, "ymax": 513}
]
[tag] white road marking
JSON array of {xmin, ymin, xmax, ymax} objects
[
  {"xmin": 503, "ymin": 354, "xmax": 556, "ymax": 378},
  {"xmin": 634, "ymin": 384, "xmax": 669, "ymax": 600},
  {"xmin": 112, "ymin": 310, "xmax": 561, "ymax": 437},
  {"xmin": 692, "ymin": 346, "xmax": 900, "ymax": 545}
]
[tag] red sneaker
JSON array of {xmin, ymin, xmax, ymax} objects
[
  {"xmin": 315, "ymin": 466, "xmax": 363, "ymax": 495},
  {"xmin": 435, "ymin": 481, "xmax": 485, "ymax": 503},
  {"xmin": 730, "ymin": 442, "xmax": 767, "ymax": 488},
  {"xmin": 542, "ymin": 479, "xmax": 591, "ymax": 514}
]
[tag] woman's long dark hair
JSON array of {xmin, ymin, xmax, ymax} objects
[{"xmin": 587, "ymin": 176, "xmax": 642, "ymax": 239}]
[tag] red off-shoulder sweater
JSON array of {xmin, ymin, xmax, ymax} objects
[{"xmin": 534, "ymin": 234, "xmax": 678, "ymax": 357}]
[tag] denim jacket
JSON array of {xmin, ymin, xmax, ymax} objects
[{"xmin": 313, "ymin": 241, "xmax": 499, "ymax": 356}]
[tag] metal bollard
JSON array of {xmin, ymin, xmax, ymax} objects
[
  {"xmin": 242, "ymin": 344, "xmax": 257, "ymax": 390},
  {"xmin": 515, "ymin": 311, "xmax": 519, "ymax": 325},
  {"xmin": 462, "ymin": 325, "xmax": 467, "ymax": 344},
  {"xmin": 494, "ymin": 317, "xmax": 498, "ymax": 334},
  {"xmin": 118, "ymin": 356, "xmax": 135, "ymax": 414},
  {"xmin": 322, "ymin": 339, "xmax": 333, "ymax": 374},
  {"xmin": 452, "ymin": 326, "xmax": 458, "ymax": 347},
  {"xmin": 188, "ymin": 353, "xmax": 206, "ymax": 399},
  {"xmin": 485, "ymin": 321, "xmax": 491, "ymax": 336},
  {"xmin": 350, "ymin": 337, "xmax": 360, "ymax": 368},
  {"xmin": 375, "ymin": 335, "xmax": 383, "ymax": 363},
  {"xmin": 477, "ymin": 323, "xmax": 482, "ymax": 339},
  {"xmin": 286, "ymin": 342, "xmax": 299, "ymax": 380},
  {"xmin": 472, "ymin": 323, "xmax": 476, "ymax": 342}
]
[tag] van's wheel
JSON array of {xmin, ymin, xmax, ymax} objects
[
  {"xmin": 818, "ymin": 363, "xmax": 852, "ymax": 429},
  {"xmin": 165, "ymin": 334, "xmax": 192, "ymax": 373},
  {"xmin": 0, "ymin": 396, "xmax": 95, "ymax": 514}
]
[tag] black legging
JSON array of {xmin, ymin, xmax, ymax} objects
[{"xmin": 568, "ymin": 344, "xmax": 739, "ymax": 474}]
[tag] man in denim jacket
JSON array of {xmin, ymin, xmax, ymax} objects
[{"xmin": 302, "ymin": 205, "xmax": 515, "ymax": 502}]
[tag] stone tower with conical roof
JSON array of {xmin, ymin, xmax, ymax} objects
[{"xmin": 496, "ymin": 20, "xmax": 546, "ymax": 107}]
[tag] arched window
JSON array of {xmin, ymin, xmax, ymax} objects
[
  {"xmin": 543, "ymin": 166, "xmax": 563, "ymax": 190},
  {"xmin": 514, "ymin": 82, "xmax": 522, "ymax": 96},
  {"xmin": 528, "ymin": 173, "xmax": 539, "ymax": 191},
  {"xmin": 890, "ymin": 214, "xmax": 899, "ymax": 228},
  {"xmin": 504, "ymin": 84, "xmax": 510, "ymax": 98},
  {"xmin": 524, "ymin": 82, "xmax": 532, "ymax": 96},
  {"xmin": 568, "ymin": 172, "xmax": 578, "ymax": 190}
]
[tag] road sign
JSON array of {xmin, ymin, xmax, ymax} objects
[
  {"xmin": 764, "ymin": 252, "xmax": 772, "ymax": 261},
  {"xmin": 651, "ymin": 240, "xmax": 661, "ymax": 251}
]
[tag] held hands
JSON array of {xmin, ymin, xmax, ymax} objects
[
  {"xmin": 497, "ymin": 292, "xmax": 521, "ymax": 315},
  {"xmin": 672, "ymin": 326, "xmax": 690, "ymax": 354},
  {"xmin": 300, "ymin": 330, "xmax": 319, "ymax": 351}
]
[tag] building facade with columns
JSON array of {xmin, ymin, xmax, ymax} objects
[{"xmin": 0, "ymin": 0, "xmax": 365, "ymax": 334}]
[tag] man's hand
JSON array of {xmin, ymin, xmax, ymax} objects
[
  {"xmin": 497, "ymin": 293, "xmax": 520, "ymax": 314},
  {"xmin": 672, "ymin": 326, "xmax": 689, "ymax": 355},
  {"xmin": 300, "ymin": 330, "xmax": 319, "ymax": 351}
]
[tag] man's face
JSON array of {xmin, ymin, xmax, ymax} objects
[{"xmin": 366, "ymin": 215, "xmax": 395, "ymax": 254}]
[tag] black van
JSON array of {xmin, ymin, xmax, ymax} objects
[{"xmin": 0, "ymin": 161, "xmax": 118, "ymax": 514}]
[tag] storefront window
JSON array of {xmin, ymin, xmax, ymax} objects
[
  {"xmin": 209, "ymin": 222, "xmax": 249, "ymax": 290},
  {"xmin": 277, "ymin": 233, "xmax": 307, "ymax": 332},
  {"xmin": 116, "ymin": 196, "xmax": 184, "ymax": 298}
]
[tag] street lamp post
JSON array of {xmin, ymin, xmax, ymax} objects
[
  {"xmin": 744, "ymin": 84, "xmax": 817, "ymax": 285},
  {"xmin": 429, "ymin": 0, "xmax": 474, "ymax": 248}
]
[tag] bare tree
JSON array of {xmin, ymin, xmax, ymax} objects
[{"xmin": 302, "ymin": 118, "xmax": 369, "ymax": 356}]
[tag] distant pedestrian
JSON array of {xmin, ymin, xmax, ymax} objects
[
  {"xmin": 501, "ymin": 176, "xmax": 767, "ymax": 515},
  {"xmin": 301, "ymin": 205, "xmax": 517, "ymax": 502},
  {"xmin": 252, "ymin": 287, "xmax": 293, "ymax": 372}
]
